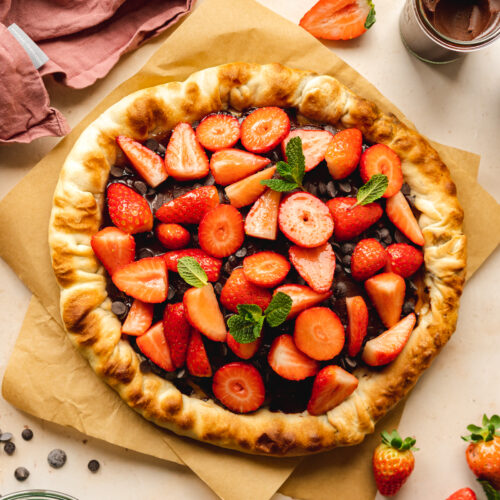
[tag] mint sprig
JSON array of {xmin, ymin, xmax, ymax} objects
[
  {"xmin": 177, "ymin": 257, "xmax": 208, "ymax": 288},
  {"xmin": 364, "ymin": 1, "xmax": 376, "ymax": 30},
  {"xmin": 354, "ymin": 174, "xmax": 388, "ymax": 206}
]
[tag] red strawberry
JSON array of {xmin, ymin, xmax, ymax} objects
[
  {"xmin": 288, "ymin": 242, "xmax": 335, "ymax": 293},
  {"xmin": 163, "ymin": 303, "xmax": 191, "ymax": 369},
  {"xmin": 299, "ymin": 0, "xmax": 374, "ymax": 40},
  {"xmin": 386, "ymin": 191, "xmax": 425, "ymax": 246},
  {"xmin": 91, "ymin": 226, "xmax": 135, "ymax": 276},
  {"xmin": 186, "ymin": 328, "xmax": 212, "ymax": 377},
  {"xmin": 227, "ymin": 333, "xmax": 261, "ymax": 360},
  {"xmin": 273, "ymin": 284, "xmax": 332, "ymax": 319},
  {"xmin": 183, "ymin": 284, "xmax": 227, "ymax": 342},
  {"xmin": 225, "ymin": 166, "xmax": 276, "ymax": 208},
  {"xmin": 164, "ymin": 248, "xmax": 222, "ymax": 282},
  {"xmin": 325, "ymin": 128, "xmax": 363, "ymax": 179},
  {"xmin": 121, "ymin": 299, "xmax": 154, "ymax": 336},
  {"xmin": 195, "ymin": 113, "xmax": 240, "ymax": 152},
  {"xmin": 268, "ymin": 334, "xmax": 319, "ymax": 381},
  {"xmin": 351, "ymin": 238, "xmax": 387, "ymax": 281},
  {"xmin": 279, "ymin": 192, "xmax": 334, "ymax": 248},
  {"xmin": 112, "ymin": 257, "xmax": 167, "ymax": 303},
  {"xmin": 165, "ymin": 122, "xmax": 209, "ymax": 180},
  {"xmin": 307, "ymin": 365, "xmax": 359, "ymax": 416},
  {"xmin": 385, "ymin": 243, "xmax": 424, "ymax": 278},
  {"xmin": 346, "ymin": 296, "xmax": 368, "ymax": 357},
  {"xmin": 362, "ymin": 313, "xmax": 416, "ymax": 366},
  {"xmin": 107, "ymin": 183, "xmax": 153, "ymax": 234},
  {"xmin": 282, "ymin": 129, "xmax": 333, "ymax": 171},
  {"xmin": 446, "ymin": 488, "xmax": 477, "ymax": 500},
  {"xmin": 210, "ymin": 148, "xmax": 270, "ymax": 186},
  {"xmin": 220, "ymin": 268, "xmax": 272, "ymax": 313},
  {"xmin": 240, "ymin": 107, "xmax": 290, "ymax": 154},
  {"xmin": 244, "ymin": 189, "xmax": 281, "ymax": 240},
  {"xmin": 294, "ymin": 307, "xmax": 345, "ymax": 360},
  {"xmin": 116, "ymin": 135, "xmax": 167, "ymax": 187},
  {"xmin": 155, "ymin": 186, "xmax": 219, "ymax": 225},
  {"xmin": 360, "ymin": 144, "xmax": 403, "ymax": 198},
  {"xmin": 326, "ymin": 197, "xmax": 382, "ymax": 241},
  {"xmin": 156, "ymin": 223, "xmax": 190, "ymax": 250},
  {"xmin": 212, "ymin": 362, "xmax": 265, "ymax": 413},
  {"xmin": 365, "ymin": 272, "xmax": 405, "ymax": 328},
  {"xmin": 136, "ymin": 322, "xmax": 174, "ymax": 372},
  {"xmin": 242, "ymin": 251, "xmax": 290, "ymax": 288}
]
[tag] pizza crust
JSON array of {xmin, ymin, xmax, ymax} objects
[{"xmin": 49, "ymin": 63, "xmax": 466, "ymax": 456}]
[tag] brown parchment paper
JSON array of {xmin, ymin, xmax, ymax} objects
[{"xmin": 1, "ymin": 0, "xmax": 500, "ymax": 499}]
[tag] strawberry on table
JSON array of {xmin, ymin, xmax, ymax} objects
[
  {"xmin": 365, "ymin": 272, "xmax": 405, "ymax": 328},
  {"xmin": 351, "ymin": 238, "xmax": 387, "ymax": 281},
  {"xmin": 227, "ymin": 332, "xmax": 261, "ymax": 360},
  {"xmin": 164, "ymin": 248, "xmax": 222, "ymax": 282},
  {"xmin": 242, "ymin": 251, "xmax": 290, "ymax": 288},
  {"xmin": 346, "ymin": 296, "xmax": 368, "ymax": 357},
  {"xmin": 273, "ymin": 284, "xmax": 332, "ymax": 319},
  {"xmin": 195, "ymin": 113, "xmax": 240, "ymax": 152},
  {"xmin": 225, "ymin": 166, "xmax": 276, "ymax": 208},
  {"xmin": 156, "ymin": 223, "xmax": 190, "ymax": 250},
  {"xmin": 91, "ymin": 226, "xmax": 135, "ymax": 276},
  {"xmin": 385, "ymin": 243, "xmax": 424, "ymax": 278},
  {"xmin": 210, "ymin": 148, "xmax": 270, "ymax": 186},
  {"xmin": 136, "ymin": 322, "xmax": 174, "ymax": 372},
  {"xmin": 282, "ymin": 129, "xmax": 333, "ymax": 171},
  {"xmin": 325, "ymin": 128, "xmax": 363, "ymax": 180},
  {"xmin": 386, "ymin": 191, "xmax": 425, "ymax": 246},
  {"xmin": 446, "ymin": 488, "xmax": 477, "ymax": 500},
  {"xmin": 244, "ymin": 189, "xmax": 281, "ymax": 240},
  {"xmin": 186, "ymin": 328, "xmax": 212, "ymax": 377},
  {"xmin": 121, "ymin": 299, "xmax": 154, "ymax": 336},
  {"xmin": 163, "ymin": 302, "xmax": 191, "ymax": 369}
]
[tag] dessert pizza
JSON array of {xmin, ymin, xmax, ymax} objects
[{"xmin": 49, "ymin": 63, "xmax": 466, "ymax": 456}]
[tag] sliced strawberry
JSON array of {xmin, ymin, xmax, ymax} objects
[
  {"xmin": 325, "ymin": 128, "xmax": 363, "ymax": 179},
  {"xmin": 242, "ymin": 251, "xmax": 290, "ymax": 288},
  {"xmin": 225, "ymin": 166, "xmax": 276, "ymax": 208},
  {"xmin": 112, "ymin": 257, "xmax": 167, "ymax": 303},
  {"xmin": 279, "ymin": 192, "xmax": 334, "ymax": 248},
  {"xmin": 362, "ymin": 313, "xmax": 416, "ymax": 366},
  {"xmin": 288, "ymin": 242, "xmax": 335, "ymax": 293},
  {"xmin": 360, "ymin": 144, "xmax": 403, "ymax": 198},
  {"xmin": 107, "ymin": 183, "xmax": 153, "ymax": 234},
  {"xmin": 220, "ymin": 268, "xmax": 272, "ymax": 313},
  {"xmin": 385, "ymin": 192, "xmax": 425, "ymax": 246},
  {"xmin": 163, "ymin": 248, "xmax": 222, "ymax": 282},
  {"xmin": 186, "ymin": 328, "xmax": 212, "ymax": 377},
  {"xmin": 210, "ymin": 148, "xmax": 271, "ymax": 186},
  {"xmin": 212, "ymin": 362, "xmax": 265, "ymax": 413},
  {"xmin": 244, "ymin": 189, "xmax": 281, "ymax": 240},
  {"xmin": 282, "ymin": 129, "xmax": 334, "ymax": 171},
  {"xmin": 136, "ymin": 322, "xmax": 174, "ymax": 372},
  {"xmin": 326, "ymin": 197, "xmax": 382, "ymax": 241},
  {"xmin": 163, "ymin": 303, "xmax": 191, "ymax": 369},
  {"xmin": 195, "ymin": 113, "xmax": 240, "ymax": 152},
  {"xmin": 155, "ymin": 186, "xmax": 219, "ymax": 225},
  {"xmin": 273, "ymin": 284, "xmax": 332, "ymax": 319},
  {"xmin": 385, "ymin": 243, "xmax": 424, "ymax": 278},
  {"xmin": 294, "ymin": 307, "xmax": 345, "ymax": 360},
  {"xmin": 307, "ymin": 365, "xmax": 359, "ymax": 416},
  {"xmin": 346, "ymin": 296, "xmax": 368, "ymax": 357},
  {"xmin": 156, "ymin": 223, "xmax": 190, "ymax": 250},
  {"xmin": 268, "ymin": 334, "xmax": 319, "ymax": 381},
  {"xmin": 446, "ymin": 488, "xmax": 477, "ymax": 500},
  {"xmin": 351, "ymin": 238, "xmax": 387, "ymax": 281},
  {"xmin": 227, "ymin": 333, "xmax": 261, "ymax": 360},
  {"xmin": 365, "ymin": 272, "xmax": 405, "ymax": 328},
  {"xmin": 240, "ymin": 107, "xmax": 290, "ymax": 153},
  {"xmin": 183, "ymin": 284, "xmax": 227, "ymax": 342},
  {"xmin": 91, "ymin": 226, "xmax": 135, "ymax": 276},
  {"xmin": 121, "ymin": 299, "xmax": 154, "ymax": 336},
  {"xmin": 165, "ymin": 122, "xmax": 209, "ymax": 180},
  {"xmin": 116, "ymin": 135, "xmax": 167, "ymax": 187}
]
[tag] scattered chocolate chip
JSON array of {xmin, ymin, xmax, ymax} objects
[
  {"xmin": 134, "ymin": 180, "xmax": 147, "ymax": 195},
  {"xmin": 139, "ymin": 360, "xmax": 152, "ymax": 374},
  {"xmin": 21, "ymin": 428, "xmax": 33, "ymax": 441},
  {"xmin": 235, "ymin": 248, "xmax": 247, "ymax": 258},
  {"xmin": 0, "ymin": 433, "xmax": 13, "ymax": 442},
  {"xmin": 338, "ymin": 181, "xmax": 352, "ymax": 193},
  {"xmin": 383, "ymin": 235, "xmax": 393, "ymax": 245},
  {"xmin": 377, "ymin": 228, "xmax": 390, "ymax": 239},
  {"xmin": 403, "ymin": 300, "xmax": 416, "ymax": 315},
  {"xmin": 110, "ymin": 166, "xmax": 124, "ymax": 178},
  {"xmin": 14, "ymin": 467, "xmax": 29, "ymax": 481},
  {"xmin": 318, "ymin": 182, "xmax": 327, "ymax": 196},
  {"xmin": 48, "ymin": 449, "xmax": 67, "ymax": 469},
  {"xmin": 334, "ymin": 282, "xmax": 347, "ymax": 297},
  {"xmin": 204, "ymin": 174, "xmax": 216, "ymax": 186},
  {"xmin": 342, "ymin": 255, "xmax": 352, "ymax": 266},
  {"xmin": 147, "ymin": 187, "xmax": 156, "ymax": 197},
  {"xmin": 223, "ymin": 262, "xmax": 233, "ymax": 275},
  {"xmin": 341, "ymin": 243, "xmax": 355, "ymax": 254},
  {"xmin": 214, "ymin": 282, "xmax": 223, "ymax": 295},
  {"xmin": 111, "ymin": 301, "xmax": 127, "ymax": 316},
  {"xmin": 326, "ymin": 181, "xmax": 337, "ymax": 198},
  {"xmin": 228, "ymin": 255, "xmax": 237, "ymax": 264},
  {"xmin": 144, "ymin": 139, "xmax": 160, "ymax": 151},
  {"xmin": 4, "ymin": 441, "xmax": 15, "ymax": 455},
  {"xmin": 307, "ymin": 183, "xmax": 318, "ymax": 196},
  {"xmin": 401, "ymin": 183, "xmax": 411, "ymax": 196},
  {"xmin": 394, "ymin": 230, "xmax": 407, "ymax": 243},
  {"xmin": 167, "ymin": 287, "xmax": 176, "ymax": 300},
  {"xmin": 88, "ymin": 459, "xmax": 100, "ymax": 473},
  {"xmin": 176, "ymin": 369, "xmax": 186, "ymax": 378},
  {"xmin": 138, "ymin": 247, "xmax": 155, "ymax": 259}
]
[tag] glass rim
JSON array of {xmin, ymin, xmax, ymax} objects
[{"xmin": 0, "ymin": 490, "xmax": 79, "ymax": 500}]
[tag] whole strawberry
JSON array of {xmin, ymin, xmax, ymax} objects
[{"xmin": 373, "ymin": 430, "xmax": 417, "ymax": 496}]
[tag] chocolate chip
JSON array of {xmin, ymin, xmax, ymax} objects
[
  {"xmin": 204, "ymin": 174, "xmax": 216, "ymax": 186},
  {"xmin": 138, "ymin": 248, "xmax": 155, "ymax": 259},
  {"xmin": 318, "ymin": 182, "xmax": 327, "ymax": 196},
  {"xmin": 0, "ymin": 433, "xmax": 13, "ymax": 442},
  {"xmin": 403, "ymin": 300, "xmax": 416, "ymax": 315},
  {"xmin": 334, "ymin": 282, "xmax": 347, "ymax": 297},
  {"xmin": 341, "ymin": 243, "xmax": 355, "ymax": 255},
  {"xmin": 401, "ymin": 183, "xmax": 411, "ymax": 196},
  {"xmin": 214, "ymin": 282, "xmax": 223, "ymax": 295},
  {"xmin": 88, "ymin": 459, "xmax": 100, "ymax": 473},
  {"xmin": 326, "ymin": 181, "xmax": 337, "ymax": 198},
  {"xmin": 223, "ymin": 262, "xmax": 233, "ymax": 275},
  {"xmin": 235, "ymin": 248, "xmax": 247, "ymax": 258},
  {"xmin": 134, "ymin": 181, "xmax": 147, "ymax": 195},
  {"xmin": 383, "ymin": 235, "xmax": 393, "ymax": 245},
  {"xmin": 139, "ymin": 360, "xmax": 152, "ymax": 374},
  {"xmin": 4, "ymin": 441, "xmax": 15, "ymax": 455},
  {"xmin": 377, "ymin": 228, "xmax": 390, "ymax": 239},
  {"xmin": 110, "ymin": 166, "xmax": 124, "ymax": 178},
  {"xmin": 394, "ymin": 230, "xmax": 407, "ymax": 243},
  {"xmin": 14, "ymin": 467, "xmax": 29, "ymax": 481},
  {"xmin": 167, "ymin": 287, "xmax": 176, "ymax": 300},
  {"xmin": 144, "ymin": 139, "xmax": 160, "ymax": 151},
  {"xmin": 48, "ymin": 449, "xmax": 67, "ymax": 469},
  {"xmin": 111, "ymin": 301, "xmax": 127, "ymax": 316},
  {"xmin": 338, "ymin": 181, "xmax": 352, "ymax": 193},
  {"xmin": 228, "ymin": 255, "xmax": 237, "ymax": 264},
  {"xmin": 147, "ymin": 187, "xmax": 156, "ymax": 196},
  {"xmin": 342, "ymin": 255, "xmax": 351, "ymax": 266},
  {"xmin": 193, "ymin": 183, "xmax": 203, "ymax": 189},
  {"xmin": 176, "ymin": 368, "xmax": 186, "ymax": 378},
  {"xmin": 21, "ymin": 428, "xmax": 33, "ymax": 441},
  {"xmin": 307, "ymin": 183, "xmax": 318, "ymax": 197}
]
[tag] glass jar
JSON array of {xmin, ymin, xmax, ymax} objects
[{"xmin": 1, "ymin": 490, "xmax": 78, "ymax": 500}]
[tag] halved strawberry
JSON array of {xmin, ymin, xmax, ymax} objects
[
  {"xmin": 385, "ymin": 243, "xmax": 424, "ymax": 278},
  {"xmin": 91, "ymin": 226, "xmax": 135, "ymax": 276},
  {"xmin": 385, "ymin": 192, "xmax": 425, "ymax": 246},
  {"xmin": 225, "ymin": 166, "xmax": 276, "ymax": 208},
  {"xmin": 195, "ymin": 113, "xmax": 240, "ymax": 152},
  {"xmin": 227, "ymin": 333, "xmax": 261, "ymax": 360},
  {"xmin": 116, "ymin": 135, "xmax": 167, "ymax": 187},
  {"xmin": 288, "ymin": 242, "xmax": 335, "ymax": 293},
  {"xmin": 121, "ymin": 299, "xmax": 154, "ymax": 336},
  {"xmin": 165, "ymin": 122, "xmax": 209, "ymax": 180},
  {"xmin": 163, "ymin": 303, "xmax": 191, "ymax": 369},
  {"xmin": 156, "ymin": 223, "xmax": 190, "ymax": 250},
  {"xmin": 183, "ymin": 284, "xmax": 227, "ymax": 342},
  {"xmin": 360, "ymin": 144, "xmax": 403, "ymax": 198},
  {"xmin": 210, "ymin": 148, "xmax": 271, "ymax": 186},
  {"xmin": 242, "ymin": 251, "xmax": 290, "ymax": 288},
  {"xmin": 273, "ymin": 284, "xmax": 332, "ymax": 319},
  {"xmin": 164, "ymin": 248, "xmax": 222, "ymax": 282},
  {"xmin": 186, "ymin": 328, "xmax": 212, "ymax": 377},
  {"xmin": 346, "ymin": 296, "xmax": 368, "ymax": 357},
  {"xmin": 212, "ymin": 362, "xmax": 265, "ymax": 413},
  {"xmin": 294, "ymin": 307, "xmax": 345, "ymax": 360},
  {"xmin": 155, "ymin": 186, "xmax": 219, "ymax": 224},
  {"xmin": 198, "ymin": 204, "xmax": 244, "ymax": 258},
  {"xmin": 244, "ymin": 189, "xmax": 281, "ymax": 240},
  {"xmin": 268, "ymin": 334, "xmax": 319, "ymax": 381},
  {"xmin": 365, "ymin": 272, "xmax": 405, "ymax": 328},
  {"xmin": 446, "ymin": 488, "xmax": 477, "ymax": 500},
  {"xmin": 307, "ymin": 365, "xmax": 359, "ymax": 416},
  {"xmin": 362, "ymin": 313, "xmax": 416, "ymax": 366},
  {"xmin": 279, "ymin": 192, "xmax": 334, "ymax": 248},
  {"xmin": 240, "ymin": 107, "xmax": 290, "ymax": 153},
  {"xmin": 112, "ymin": 257, "xmax": 167, "ymax": 303},
  {"xmin": 136, "ymin": 322, "xmax": 174, "ymax": 372},
  {"xmin": 282, "ymin": 129, "xmax": 333, "ymax": 171},
  {"xmin": 325, "ymin": 128, "xmax": 363, "ymax": 179},
  {"xmin": 351, "ymin": 238, "xmax": 387, "ymax": 281}
]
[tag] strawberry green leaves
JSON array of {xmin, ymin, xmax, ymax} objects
[
  {"xmin": 381, "ymin": 430, "xmax": 417, "ymax": 451},
  {"xmin": 355, "ymin": 174, "xmax": 388, "ymax": 206},
  {"xmin": 178, "ymin": 257, "xmax": 208, "ymax": 288},
  {"xmin": 478, "ymin": 479, "xmax": 500, "ymax": 500},
  {"xmin": 364, "ymin": 1, "xmax": 376, "ymax": 30},
  {"xmin": 462, "ymin": 414, "xmax": 500, "ymax": 443}
]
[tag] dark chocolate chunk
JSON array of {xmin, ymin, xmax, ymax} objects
[
  {"xmin": 110, "ymin": 166, "xmax": 124, "ymax": 178},
  {"xmin": 341, "ymin": 243, "xmax": 355, "ymax": 255},
  {"xmin": 144, "ymin": 138, "xmax": 160, "ymax": 151},
  {"xmin": 134, "ymin": 180, "xmax": 147, "ymax": 195},
  {"xmin": 48, "ymin": 449, "xmax": 67, "ymax": 469},
  {"xmin": 0, "ymin": 433, "xmax": 13, "ymax": 442},
  {"xmin": 14, "ymin": 467, "xmax": 29, "ymax": 481},
  {"xmin": 138, "ymin": 247, "xmax": 155, "ymax": 259},
  {"xmin": 403, "ymin": 299, "xmax": 416, "ymax": 316},
  {"xmin": 235, "ymin": 248, "xmax": 247, "ymax": 258},
  {"xmin": 4, "ymin": 441, "xmax": 15, "ymax": 455},
  {"xmin": 167, "ymin": 287, "xmax": 176, "ymax": 301},
  {"xmin": 338, "ymin": 181, "xmax": 352, "ymax": 193},
  {"xmin": 21, "ymin": 428, "xmax": 33, "ymax": 441},
  {"xmin": 342, "ymin": 255, "xmax": 352, "ymax": 266},
  {"xmin": 204, "ymin": 174, "xmax": 216, "ymax": 186},
  {"xmin": 326, "ymin": 181, "xmax": 337, "ymax": 198},
  {"xmin": 111, "ymin": 301, "xmax": 127, "ymax": 316},
  {"xmin": 334, "ymin": 282, "xmax": 348, "ymax": 297},
  {"xmin": 140, "ymin": 360, "xmax": 152, "ymax": 374},
  {"xmin": 318, "ymin": 182, "xmax": 327, "ymax": 196},
  {"xmin": 88, "ymin": 459, "xmax": 100, "ymax": 473},
  {"xmin": 214, "ymin": 283, "xmax": 223, "ymax": 295}
]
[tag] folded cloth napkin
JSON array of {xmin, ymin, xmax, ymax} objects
[{"xmin": 0, "ymin": 0, "xmax": 194, "ymax": 143}]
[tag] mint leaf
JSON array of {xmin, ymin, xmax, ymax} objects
[
  {"xmin": 479, "ymin": 480, "xmax": 500, "ymax": 500},
  {"xmin": 227, "ymin": 315, "xmax": 259, "ymax": 344},
  {"xmin": 261, "ymin": 179, "xmax": 298, "ymax": 192},
  {"xmin": 355, "ymin": 174, "xmax": 388, "ymax": 206},
  {"xmin": 237, "ymin": 304, "xmax": 263, "ymax": 323},
  {"xmin": 276, "ymin": 161, "xmax": 296, "ymax": 183},
  {"xmin": 364, "ymin": 2, "xmax": 376, "ymax": 29},
  {"xmin": 177, "ymin": 257, "xmax": 208, "ymax": 288},
  {"xmin": 265, "ymin": 292, "xmax": 293, "ymax": 327}
]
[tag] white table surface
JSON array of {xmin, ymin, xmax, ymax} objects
[{"xmin": 0, "ymin": 1, "xmax": 499, "ymax": 498}]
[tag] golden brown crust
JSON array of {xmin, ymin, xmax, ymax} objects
[{"xmin": 48, "ymin": 63, "xmax": 466, "ymax": 456}]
